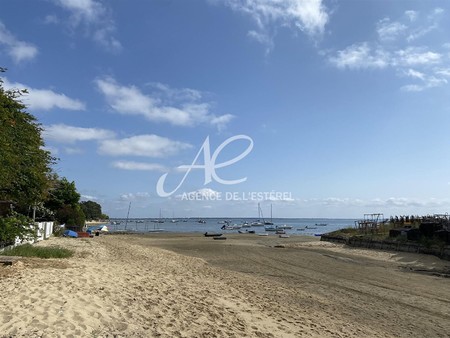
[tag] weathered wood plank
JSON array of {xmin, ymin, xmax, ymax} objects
[{"xmin": 0, "ymin": 256, "xmax": 21, "ymax": 265}]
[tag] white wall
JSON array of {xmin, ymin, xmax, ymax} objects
[{"xmin": 13, "ymin": 221, "xmax": 54, "ymax": 246}]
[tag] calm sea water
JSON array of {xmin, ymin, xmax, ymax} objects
[{"xmin": 106, "ymin": 218, "xmax": 357, "ymax": 236}]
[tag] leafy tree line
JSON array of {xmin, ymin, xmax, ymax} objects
[
  {"xmin": 80, "ymin": 200, "xmax": 109, "ymax": 221},
  {"xmin": 0, "ymin": 68, "xmax": 107, "ymax": 245}
]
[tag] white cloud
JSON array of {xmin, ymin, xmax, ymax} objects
[
  {"xmin": 436, "ymin": 68, "xmax": 450, "ymax": 77},
  {"xmin": 42, "ymin": 145, "xmax": 59, "ymax": 156},
  {"xmin": 95, "ymin": 76, "xmax": 234, "ymax": 128},
  {"xmin": 81, "ymin": 194, "xmax": 98, "ymax": 200},
  {"xmin": 328, "ymin": 8, "xmax": 449, "ymax": 92},
  {"xmin": 119, "ymin": 192, "xmax": 151, "ymax": 201},
  {"xmin": 50, "ymin": 0, "xmax": 121, "ymax": 51},
  {"xmin": 401, "ymin": 76, "xmax": 447, "ymax": 92},
  {"xmin": 112, "ymin": 161, "xmax": 168, "ymax": 172},
  {"xmin": 99, "ymin": 134, "xmax": 192, "ymax": 158},
  {"xmin": 399, "ymin": 65, "xmax": 448, "ymax": 93},
  {"xmin": 405, "ymin": 10, "xmax": 417, "ymax": 22},
  {"xmin": 395, "ymin": 48, "xmax": 441, "ymax": 66},
  {"xmin": 221, "ymin": 0, "xmax": 329, "ymax": 50},
  {"xmin": 405, "ymin": 69, "xmax": 425, "ymax": 80},
  {"xmin": 2, "ymin": 78, "xmax": 85, "ymax": 111},
  {"xmin": 211, "ymin": 114, "xmax": 235, "ymax": 132},
  {"xmin": 377, "ymin": 19, "xmax": 407, "ymax": 41},
  {"xmin": 328, "ymin": 43, "xmax": 389, "ymax": 69},
  {"xmin": 44, "ymin": 124, "xmax": 115, "ymax": 143},
  {"xmin": 301, "ymin": 197, "xmax": 450, "ymax": 211},
  {"xmin": 0, "ymin": 22, "xmax": 38, "ymax": 63}
]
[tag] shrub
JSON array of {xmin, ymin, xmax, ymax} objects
[
  {"xmin": 0, "ymin": 212, "xmax": 35, "ymax": 247},
  {"xmin": 0, "ymin": 243, "xmax": 73, "ymax": 258}
]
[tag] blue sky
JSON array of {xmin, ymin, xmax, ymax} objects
[{"xmin": 1, "ymin": 0, "xmax": 450, "ymax": 219}]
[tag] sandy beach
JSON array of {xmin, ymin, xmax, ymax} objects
[{"xmin": 1, "ymin": 233, "xmax": 449, "ymax": 338}]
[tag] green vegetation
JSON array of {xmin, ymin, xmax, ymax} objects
[
  {"xmin": 44, "ymin": 176, "xmax": 86, "ymax": 230},
  {"xmin": 0, "ymin": 67, "xmax": 55, "ymax": 212},
  {"xmin": 0, "ymin": 212, "xmax": 35, "ymax": 246},
  {"xmin": 0, "ymin": 243, "xmax": 73, "ymax": 258},
  {"xmin": 80, "ymin": 200, "xmax": 108, "ymax": 221},
  {"xmin": 0, "ymin": 68, "xmax": 108, "ymax": 241},
  {"xmin": 328, "ymin": 227, "xmax": 359, "ymax": 236}
]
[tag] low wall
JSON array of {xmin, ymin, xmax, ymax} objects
[
  {"xmin": 320, "ymin": 235, "xmax": 450, "ymax": 261},
  {"xmin": 0, "ymin": 222, "xmax": 55, "ymax": 252}
]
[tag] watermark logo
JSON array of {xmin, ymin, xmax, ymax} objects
[
  {"xmin": 180, "ymin": 190, "xmax": 293, "ymax": 201},
  {"xmin": 156, "ymin": 135, "xmax": 253, "ymax": 197}
]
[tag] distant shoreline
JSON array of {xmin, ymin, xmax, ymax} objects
[{"xmin": 85, "ymin": 220, "xmax": 109, "ymax": 225}]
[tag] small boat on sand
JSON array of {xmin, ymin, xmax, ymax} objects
[
  {"xmin": 277, "ymin": 224, "xmax": 293, "ymax": 229},
  {"xmin": 213, "ymin": 236, "xmax": 227, "ymax": 240},
  {"xmin": 238, "ymin": 230, "xmax": 255, "ymax": 234},
  {"xmin": 204, "ymin": 232, "xmax": 223, "ymax": 237}
]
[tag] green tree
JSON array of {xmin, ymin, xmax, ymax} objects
[
  {"xmin": 80, "ymin": 200, "xmax": 103, "ymax": 220},
  {"xmin": 44, "ymin": 176, "xmax": 85, "ymax": 230},
  {"xmin": 0, "ymin": 68, "xmax": 55, "ymax": 210},
  {"xmin": 45, "ymin": 176, "xmax": 81, "ymax": 211},
  {"xmin": 55, "ymin": 204, "xmax": 85, "ymax": 229}
]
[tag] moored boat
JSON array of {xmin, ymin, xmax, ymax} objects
[{"xmin": 204, "ymin": 232, "xmax": 223, "ymax": 237}]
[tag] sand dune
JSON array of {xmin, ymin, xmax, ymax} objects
[{"xmin": 1, "ymin": 234, "xmax": 449, "ymax": 337}]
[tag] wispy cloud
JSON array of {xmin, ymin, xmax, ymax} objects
[
  {"xmin": 300, "ymin": 196, "xmax": 450, "ymax": 211},
  {"xmin": 395, "ymin": 47, "xmax": 441, "ymax": 66},
  {"xmin": 219, "ymin": 0, "xmax": 329, "ymax": 52},
  {"xmin": 44, "ymin": 124, "xmax": 115, "ymax": 143},
  {"xmin": 328, "ymin": 8, "xmax": 450, "ymax": 91},
  {"xmin": 119, "ymin": 192, "xmax": 151, "ymax": 201},
  {"xmin": 328, "ymin": 43, "xmax": 389, "ymax": 69},
  {"xmin": 0, "ymin": 21, "xmax": 38, "ymax": 63},
  {"xmin": 112, "ymin": 160, "xmax": 168, "ymax": 172},
  {"xmin": 376, "ymin": 19, "xmax": 407, "ymax": 41},
  {"xmin": 95, "ymin": 76, "xmax": 234, "ymax": 128},
  {"xmin": 50, "ymin": 0, "xmax": 121, "ymax": 51},
  {"xmin": 2, "ymin": 78, "xmax": 85, "ymax": 111},
  {"xmin": 81, "ymin": 194, "xmax": 98, "ymax": 201},
  {"xmin": 98, "ymin": 134, "xmax": 192, "ymax": 158}
]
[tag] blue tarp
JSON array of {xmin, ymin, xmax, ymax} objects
[{"xmin": 63, "ymin": 230, "xmax": 78, "ymax": 238}]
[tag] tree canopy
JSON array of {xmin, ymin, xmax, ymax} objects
[
  {"xmin": 44, "ymin": 176, "xmax": 85, "ymax": 229},
  {"xmin": 0, "ymin": 68, "xmax": 55, "ymax": 211},
  {"xmin": 80, "ymin": 200, "xmax": 103, "ymax": 220},
  {"xmin": 0, "ymin": 68, "xmax": 106, "ymax": 234}
]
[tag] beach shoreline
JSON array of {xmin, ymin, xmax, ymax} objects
[{"xmin": 1, "ymin": 233, "xmax": 449, "ymax": 337}]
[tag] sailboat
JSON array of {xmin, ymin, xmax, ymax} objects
[
  {"xmin": 170, "ymin": 211, "xmax": 178, "ymax": 223},
  {"xmin": 250, "ymin": 203, "xmax": 264, "ymax": 226},
  {"xmin": 149, "ymin": 208, "xmax": 165, "ymax": 232},
  {"xmin": 264, "ymin": 204, "xmax": 274, "ymax": 225},
  {"xmin": 154, "ymin": 208, "xmax": 165, "ymax": 223}
]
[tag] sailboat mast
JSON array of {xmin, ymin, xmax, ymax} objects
[
  {"xmin": 125, "ymin": 202, "xmax": 131, "ymax": 230},
  {"xmin": 259, "ymin": 203, "xmax": 265, "ymax": 223}
]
